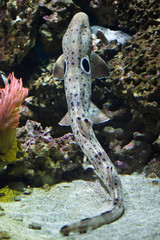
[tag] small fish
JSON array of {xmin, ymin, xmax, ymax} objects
[
  {"xmin": 53, "ymin": 12, "xmax": 124, "ymax": 236},
  {"xmin": 91, "ymin": 25, "xmax": 131, "ymax": 44}
]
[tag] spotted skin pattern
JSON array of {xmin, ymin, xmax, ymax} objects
[{"xmin": 54, "ymin": 12, "xmax": 124, "ymax": 236}]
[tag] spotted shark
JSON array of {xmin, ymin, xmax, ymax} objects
[{"xmin": 53, "ymin": 12, "xmax": 124, "ymax": 236}]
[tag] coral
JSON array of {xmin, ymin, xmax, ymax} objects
[
  {"xmin": 0, "ymin": 185, "xmax": 20, "ymax": 202},
  {"xmin": 0, "ymin": 73, "xmax": 28, "ymax": 169},
  {"xmin": 73, "ymin": 0, "xmax": 160, "ymax": 32},
  {"xmin": 3, "ymin": 120, "xmax": 83, "ymax": 186},
  {"xmin": 0, "ymin": 0, "xmax": 40, "ymax": 70},
  {"xmin": 109, "ymin": 26, "xmax": 160, "ymax": 134},
  {"xmin": 38, "ymin": 0, "xmax": 80, "ymax": 53},
  {"xmin": 27, "ymin": 60, "xmax": 66, "ymax": 134}
]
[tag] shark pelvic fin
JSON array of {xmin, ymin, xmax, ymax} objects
[
  {"xmin": 89, "ymin": 102, "xmax": 110, "ymax": 124},
  {"xmin": 53, "ymin": 54, "xmax": 64, "ymax": 80},
  {"xmin": 90, "ymin": 51, "xmax": 110, "ymax": 79},
  {"xmin": 59, "ymin": 112, "xmax": 70, "ymax": 126},
  {"xmin": 59, "ymin": 102, "xmax": 109, "ymax": 126}
]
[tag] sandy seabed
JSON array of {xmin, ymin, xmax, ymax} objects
[{"xmin": 0, "ymin": 173, "xmax": 160, "ymax": 240}]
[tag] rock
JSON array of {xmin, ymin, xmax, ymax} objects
[
  {"xmin": 29, "ymin": 222, "xmax": 42, "ymax": 230},
  {"xmin": 119, "ymin": 140, "xmax": 152, "ymax": 170},
  {"xmin": 0, "ymin": 212, "xmax": 5, "ymax": 216},
  {"xmin": 23, "ymin": 189, "xmax": 32, "ymax": 195},
  {"xmin": 3, "ymin": 120, "xmax": 83, "ymax": 187},
  {"xmin": 144, "ymin": 156, "xmax": 160, "ymax": 178},
  {"xmin": 0, "ymin": 231, "xmax": 10, "ymax": 239},
  {"xmin": 38, "ymin": 0, "xmax": 80, "ymax": 53},
  {"xmin": 0, "ymin": 0, "xmax": 40, "ymax": 70},
  {"xmin": 109, "ymin": 26, "xmax": 160, "ymax": 135},
  {"xmin": 14, "ymin": 196, "xmax": 21, "ymax": 201}
]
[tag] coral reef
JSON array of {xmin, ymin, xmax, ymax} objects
[
  {"xmin": 2, "ymin": 120, "xmax": 83, "ymax": 186},
  {"xmin": 0, "ymin": 0, "xmax": 159, "ymax": 186},
  {"xmin": 38, "ymin": 0, "xmax": 80, "ymax": 53},
  {"xmin": 73, "ymin": 0, "xmax": 160, "ymax": 32},
  {"xmin": 0, "ymin": 0, "xmax": 80, "ymax": 71},
  {"xmin": 27, "ymin": 60, "xmax": 67, "ymax": 134},
  {"xmin": 0, "ymin": 0, "xmax": 40, "ymax": 70},
  {"xmin": 109, "ymin": 26, "xmax": 160, "ymax": 135}
]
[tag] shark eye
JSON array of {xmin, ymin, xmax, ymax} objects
[
  {"xmin": 64, "ymin": 60, "xmax": 67, "ymax": 76},
  {"xmin": 81, "ymin": 57, "xmax": 90, "ymax": 74}
]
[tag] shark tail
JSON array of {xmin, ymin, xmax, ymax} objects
[{"xmin": 60, "ymin": 201, "xmax": 124, "ymax": 236}]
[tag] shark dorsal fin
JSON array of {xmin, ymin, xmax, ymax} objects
[{"xmin": 90, "ymin": 51, "xmax": 109, "ymax": 79}]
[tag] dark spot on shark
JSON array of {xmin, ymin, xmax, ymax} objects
[
  {"xmin": 114, "ymin": 198, "xmax": 118, "ymax": 205},
  {"xmin": 71, "ymin": 102, "xmax": 74, "ymax": 107}
]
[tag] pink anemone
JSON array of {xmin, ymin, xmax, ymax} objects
[{"xmin": 0, "ymin": 72, "xmax": 28, "ymax": 155}]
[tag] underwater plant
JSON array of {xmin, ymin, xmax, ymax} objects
[{"xmin": 0, "ymin": 72, "xmax": 28, "ymax": 168}]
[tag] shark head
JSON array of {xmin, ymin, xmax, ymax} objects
[
  {"xmin": 53, "ymin": 12, "xmax": 110, "ymax": 126},
  {"xmin": 53, "ymin": 12, "xmax": 109, "ymax": 80}
]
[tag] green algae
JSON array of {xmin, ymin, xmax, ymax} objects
[{"xmin": 0, "ymin": 186, "xmax": 20, "ymax": 202}]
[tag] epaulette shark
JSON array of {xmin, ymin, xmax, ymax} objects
[{"xmin": 53, "ymin": 12, "xmax": 124, "ymax": 236}]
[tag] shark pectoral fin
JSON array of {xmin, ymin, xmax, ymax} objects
[
  {"xmin": 53, "ymin": 54, "xmax": 64, "ymax": 80},
  {"xmin": 90, "ymin": 51, "xmax": 110, "ymax": 78},
  {"xmin": 59, "ymin": 112, "xmax": 71, "ymax": 126},
  {"xmin": 89, "ymin": 102, "xmax": 110, "ymax": 124}
]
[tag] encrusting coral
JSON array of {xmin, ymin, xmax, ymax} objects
[{"xmin": 0, "ymin": 72, "xmax": 28, "ymax": 169}]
